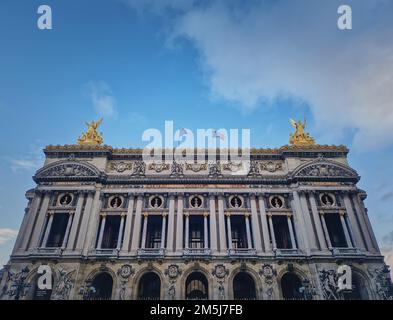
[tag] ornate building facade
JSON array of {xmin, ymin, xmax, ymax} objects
[{"xmin": 1, "ymin": 121, "xmax": 392, "ymax": 300}]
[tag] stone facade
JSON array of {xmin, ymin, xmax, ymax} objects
[{"xmin": 1, "ymin": 144, "xmax": 392, "ymax": 300}]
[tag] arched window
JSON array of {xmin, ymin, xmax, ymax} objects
[
  {"xmin": 88, "ymin": 273, "xmax": 113, "ymax": 300},
  {"xmin": 186, "ymin": 272, "xmax": 208, "ymax": 300},
  {"xmin": 281, "ymin": 272, "xmax": 303, "ymax": 300},
  {"xmin": 233, "ymin": 272, "xmax": 257, "ymax": 300},
  {"xmin": 138, "ymin": 272, "xmax": 161, "ymax": 300},
  {"xmin": 343, "ymin": 273, "xmax": 369, "ymax": 300}
]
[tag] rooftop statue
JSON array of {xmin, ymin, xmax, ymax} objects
[
  {"xmin": 77, "ymin": 118, "xmax": 104, "ymax": 146},
  {"xmin": 289, "ymin": 118, "xmax": 315, "ymax": 146}
]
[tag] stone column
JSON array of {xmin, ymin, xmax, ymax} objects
[
  {"xmin": 17, "ymin": 191, "xmax": 42, "ymax": 252},
  {"xmin": 339, "ymin": 211, "xmax": 354, "ymax": 248},
  {"xmin": 267, "ymin": 214, "xmax": 277, "ymax": 251},
  {"xmin": 209, "ymin": 195, "xmax": 218, "ymax": 253},
  {"xmin": 83, "ymin": 189, "xmax": 102, "ymax": 256},
  {"xmin": 250, "ymin": 196, "xmax": 262, "ymax": 253},
  {"xmin": 202, "ymin": 212, "xmax": 208, "ymax": 249},
  {"xmin": 166, "ymin": 195, "xmax": 175, "ymax": 252},
  {"xmin": 121, "ymin": 195, "xmax": 135, "ymax": 252},
  {"xmin": 66, "ymin": 192, "xmax": 85, "ymax": 251},
  {"xmin": 320, "ymin": 213, "xmax": 333, "ymax": 249},
  {"xmin": 226, "ymin": 213, "xmax": 232, "ymax": 250},
  {"xmin": 29, "ymin": 192, "xmax": 51, "ymax": 249},
  {"xmin": 175, "ymin": 196, "xmax": 184, "ymax": 252},
  {"xmin": 258, "ymin": 195, "xmax": 271, "ymax": 252},
  {"xmin": 41, "ymin": 211, "xmax": 54, "ymax": 247},
  {"xmin": 291, "ymin": 191, "xmax": 309, "ymax": 254},
  {"xmin": 299, "ymin": 192, "xmax": 318, "ymax": 250},
  {"xmin": 351, "ymin": 193, "xmax": 374, "ymax": 252},
  {"xmin": 245, "ymin": 213, "xmax": 253, "ymax": 249},
  {"xmin": 287, "ymin": 214, "xmax": 297, "ymax": 249},
  {"xmin": 96, "ymin": 214, "xmax": 107, "ymax": 249},
  {"xmin": 61, "ymin": 211, "xmax": 74, "ymax": 249},
  {"xmin": 130, "ymin": 195, "xmax": 143, "ymax": 252},
  {"xmin": 75, "ymin": 191, "xmax": 94, "ymax": 252},
  {"xmin": 308, "ymin": 192, "xmax": 328, "ymax": 250},
  {"xmin": 161, "ymin": 213, "xmax": 167, "ymax": 250},
  {"xmin": 217, "ymin": 195, "xmax": 227, "ymax": 252},
  {"xmin": 116, "ymin": 214, "xmax": 126, "ymax": 250},
  {"xmin": 362, "ymin": 207, "xmax": 380, "ymax": 253},
  {"xmin": 343, "ymin": 193, "xmax": 365, "ymax": 250},
  {"xmin": 184, "ymin": 213, "xmax": 190, "ymax": 249},
  {"xmin": 141, "ymin": 213, "xmax": 148, "ymax": 249}
]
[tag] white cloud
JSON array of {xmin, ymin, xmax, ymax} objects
[
  {"xmin": 0, "ymin": 228, "xmax": 18, "ymax": 245},
  {"xmin": 124, "ymin": 0, "xmax": 393, "ymax": 150},
  {"xmin": 8, "ymin": 142, "xmax": 45, "ymax": 173},
  {"xmin": 86, "ymin": 81, "xmax": 117, "ymax": 118}
]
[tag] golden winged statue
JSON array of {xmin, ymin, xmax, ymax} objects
[
  {"xmin": 289, "ymin": 118, "xmax": 315, "ymax": 146},
  {"xmin": 77, "ymin": 118, "xmax": 104, "ymax": 146}
]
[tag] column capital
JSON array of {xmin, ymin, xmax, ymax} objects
[
  {"xmin": 121, "ymin": 212, "xmax": 127, "ymax": 218},
  {"xmin": 225, "ymin": 212, "xmax": 231, "ymax": 217},
  {"xmin": 183, "ymin": 212, "xmax": 190, "ymax": 217},
  {"xmin": 162, "ymin": 212, "xmax": 168, "ymax": 217},
  {"xmin": 203, "ymin": 212, "xmax": 209, "ymax": 217},
  {"xmin": 100, "ymin": 212, "xmax": 107, "ymax": 218},
  {"xmin": 143, "ymin": 212, "xmax": 149, "ymax": 218},
  {"xmin": 47, "ymin": 210, "xmax": 54, "ymax": 216},
  {"xmin": 266, "ymin": 213, "xmax": 273, "ymax": 218},
  {"xmin": 339, "ymin": 210, "xmax": 346, "ymax": 216},
  {"xmin": 69, "ymin": 211, "xmax": 75, "ymax": 216},
  {"xmin": 244, "ymin": 212, "xmax": 251, "ymax": 218}
]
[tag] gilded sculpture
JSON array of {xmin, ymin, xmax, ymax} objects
[
  {"xmin": 289, "ymin": 118, "xmax": 315, "ymax": 146},
  {"xmin": 77, "ymin": 118, "xmax": 104, "ymax": 146}
]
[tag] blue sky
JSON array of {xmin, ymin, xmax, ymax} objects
[{"xmin": 0, "ymin": 0, "xmax": 393, "ymax": 268}]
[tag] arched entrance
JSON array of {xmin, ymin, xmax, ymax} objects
[
  {"xmin": 185, "ymin": 272, "xmax": 208, "ymax": 300},
  {"xmin": 89, "ymin": 273, "xmax": 113, "ymax": 300},
  {"xmin": 138, "ymin": 272, "xmax": 161, "ymax": 300},
  {"xmin": 343, "ymin": 273, "xmax": 369, "ymax": 300},
  {"xmin": 281, "ymin": 272, "xmax": 303, "ymax": 300},
  {"xmin": 233, "ymin": 272, "xmax": 257, "ymax": 300}
]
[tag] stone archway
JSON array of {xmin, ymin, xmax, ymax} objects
[{"xmin": 233, "ymin": 272, "xmax": 257, "ymax": 300}]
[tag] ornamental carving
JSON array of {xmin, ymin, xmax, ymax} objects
[
  {"xmin": 185, "ymin": 163, "xmax": 207, "ymax": 172},
  {"xmin": 37, "ymin": 163, "xmax": 99, "ymax": 178},
  {"xmin": 298, "ymin": 164, "xmax": 353, "ymax": 178},
  {"xmin": 52, "ymin": 268, "xmax": 75, "ymax": 300},
  {"xmin": 260, "ymin": 161, "xmax": 283, "ymax": 173},
  {"xmin": 318, "ymin": 269, "xmax": 340, "ymax": 300},
  {"xmin": 208, "ymin": 162, "xmax": 222, "ymax": 178},
  {"xmin": 259, "ymin": 264, "xmax": 277, "ymax": 286},
  {"xmin": 109, "ymin": 161, "xmax": 132, "ymax": 173},
  {"xmin": 165, "ymin": 265, "xmax": 182, "ymax": 279},
  {"xmin": 170, "ymin": 161, "xmax": 184, "ymax": 177},
  {"xmin": 212, "ymin": 264, "xmax": 229, "ymax": 279},
  {"xmin": 131, "ymin": 161, "xmax": 146, "ymax": 176},
  {"xmin": 368, "ymin": 265, "xmax": 393, "ymax": 300},
  {"xmin": 222, "ymin": 162, "xmax": 243, "ymax": 172},
  {"xmin": 117, "ymin": 264, "xmax": 135, "ymax": 279},
  {"xmin": 148, "ymin": 162, "xmax": 170, "ymax": 173},
  {"xmin": 248, "ymin": 161, "xmax": 261, "ymax": 177}
]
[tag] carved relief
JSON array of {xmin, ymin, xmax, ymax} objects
[
  {"xmin": 247, "ymin": 161, "xmax": 261, "ymax": 177},
  {"xmin": 38, "ymin": 163, "xmax": 98, "ymax": 178},
  {"xmin": 170, "ymin": 161, "xmax": 184, "ymax": 177},
  {"xmin": 260, "ymin": 161, "xmax": 283, "ymax": 173},
  {"xmin": 52, "ymin": 268, "xmax": 75, "ymax": 300},
  {"xmin": 148, "ymin": 162, "xmax": 170, "ymax": 173},
  {"xmin": 208, "ymin": 162, "xmax": 222, "ymax": 178},
  {"xmin": 165, "ymin": 265, "xmax": 182, "ymax": 300},
  {"xmin": 131, "ymin": 161, "xmax": 146, "ymax": 176},
  {"xmin": 222, "ymin": 162, "xmax": 243, "ymax": 173},
  {"xmin": 259, "ymin": 264, "xmax": 277, "ymax": 300},
  {"xmin": 318, "ymin": 269, "xmax": 340, "ymax": 300},
  {"xmin": 117, "ymin": 264, "xmax": 135, "ymax": 300},
  {"xmin": 109, "ymin": 162, "xmax": 132, "ymax": 173},
  {"xmin": 185, "ymin": 163, "xmax": 207, "ymax": 172}
]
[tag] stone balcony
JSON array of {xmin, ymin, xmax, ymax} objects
[
  {"xmin": 183, "ymin": 248, "xmax": 211, "ymax": 257},
  {"xmin": 228, "ymin": 248, "xmax": 257, "ymax": 257},
  {"xmin": 137, "ymin": 248, "xmax": 166, "ymax": 258}
]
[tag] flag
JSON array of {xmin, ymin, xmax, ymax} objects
[
  {"xmin": 212, "ymin": 130, "xmax": 225, "ymax": 141},
  {"xmin": 179, "ymin": 128, "xmax": 188, "ymax": 137}
]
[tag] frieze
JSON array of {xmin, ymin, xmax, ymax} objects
[
  {"xmin": 108, "ymin": 161, "xmax": 133, "ymax": 173},
  {"xmin": 148, "ymin": 162, "xmax": 170, "ymax": 173}
]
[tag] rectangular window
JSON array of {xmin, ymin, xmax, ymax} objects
[
  {"xmin": 46, "ymin": 212, "xmax": 69, "ymax": 248},
  {"xmin": 146, "ymin": 216, "xmax": 163, "ymax": 249},
  {"xmin": 101, "ymin": 216, "xmax": 121, "ymax": 249},
  {"xmin": 325, "ymin": 212, "xmax": 347, "ymax": 247},
  {"xmin": 231, "ymin": 216, "xmax": 247, "ymax": 249},
  {"xmin": 272, "ymin": 215, "xmax": 292, "ymax": 249},
  {"xmin": 189, "ymin": 216, "xmax": 204, "ymax": 249}
]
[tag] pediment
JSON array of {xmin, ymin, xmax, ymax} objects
[{"xmin": 34, "ymin": 160, "xmax": 101, "ymax": 181}]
